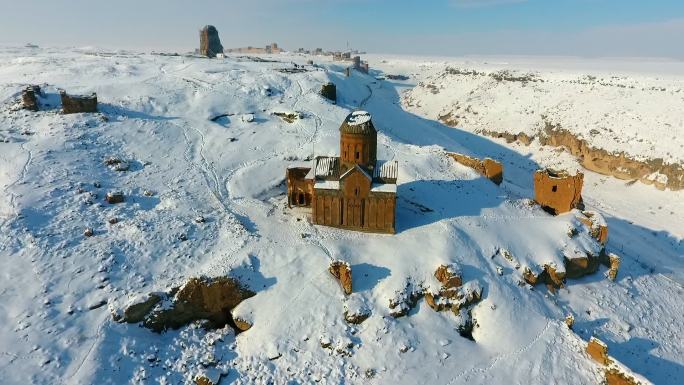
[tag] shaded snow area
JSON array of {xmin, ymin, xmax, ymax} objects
[{"xmin": 0, "ymin": 47, "xmax": 682, "ymax": 384}]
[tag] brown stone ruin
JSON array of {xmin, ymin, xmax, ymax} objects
[
  {"xmin": 577, "ymin": 210, "xmax": 609, "ymax": 246},
  {"xmin": 114, "ymin": 276, "xmax": 255, "ymax": 333},
  {"xmin": 321, "ymin": 82, "xmax": 337, "ymax": 103},
  {"xmin": 534, "ymin": 168, "xmax": 584, "ymax": 215},
  {"xmin": 587, "ymin": 337, "xmax": 611, "ymax": 365},
  {"xmin": 59, "ymin": 89, "xmax": 98, "ymax": 114},
  {"xmin": 21, "ymin": 85, "xmax": 40, "ymax": 111},
  {"xmin": 424, "ymin": 264, "xmax": 482, "ymax": 314},
  {"xmin": 446, "ymin": 152, "xmax": 504, "ymax": 185},
  {"xmin": 199, "ymin": 25, "xmax": 224, "ymax": 58},
  {"xmin": 286, "ymin": 167, "xmax": 314, "ymax": 208},
  {"xmin": 329, "ymin": 260, "xmax": 352, "ymax": 295}
]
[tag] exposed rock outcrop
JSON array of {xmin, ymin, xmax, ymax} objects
[
  {"xmin": 344, "ymin": 307, "xmax": 370, "ymax": 324},
  {"xmin": 433, "ymin": 263, "xmax": 462, "ymax": 289},
  {"xmin": 477, "ymin": 123, "xmax": 684, "ymax": 191},
  {"xmin": 59, "ymin": 90, "xmax": 97, "ymax": 114},
  {"xmin": 424, "ymin": 281, "xmax": 482, "ymax": 314},
  {"xmin": 199, "ymin": 25, "xmax": 224, "ymax": 58},
  {"xmin": 534, "ymin": 168, "xmax": 584, "ymax": 215},
  {"xmin": 388, "ymin": 280, "xmax": 423, "ymax": 318},
  {"xmin": 540, "ymin": 122, "xmax": 684, "ymax": 191},
  {"xmin": 425, "ymin": 263, "xmax": 482, "ymax": 315},
  {"xmin": 565, "ymin": 314, "xmax": 574, "ymax": 329},
  {"xmin": 116, "ymin": 276, "xmax": 255, "ymax": 333},
  {"xmin": 563, "ymin": 254, "xmax": 600, "ymax": 280},
  {"xmin": 446, "ymin": 152, "xmax": 503, "ymax": 185},
  {"xmin": 522, "ymin": 263, "xmax": 570, "ymax": 291},
  {"xmin": 329, "ymin": 260, "xmax": 352, "ymax": 295},
  {"xmin": 478, "ymin": 129, "xmax": 534, "ymax": 146}
]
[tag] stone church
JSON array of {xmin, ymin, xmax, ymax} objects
[{"xmin": 287, "ymin": 111, "xmax": 398, "ymax": 234}]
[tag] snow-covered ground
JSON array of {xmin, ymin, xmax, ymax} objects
[
  {"xmin": 370, "ymin": 54, "xmax": 684, "ymax": 166},
  {"xmin": 0, "ymin": 47, "xmax": 682, "ymax": 384}
]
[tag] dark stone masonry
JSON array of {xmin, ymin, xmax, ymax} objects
[{"xmin": 199, "ymin": 25, "xmax": 224, "ymax": 58}]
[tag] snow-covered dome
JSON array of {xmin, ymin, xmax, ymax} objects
[{"xmin": 340, "ymin": 110, "xmax": 376, "ymax": 135}]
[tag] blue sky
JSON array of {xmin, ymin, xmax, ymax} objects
[{"xmin": 1, "ymin": 0, "xmax": 683, "ymax": 58}]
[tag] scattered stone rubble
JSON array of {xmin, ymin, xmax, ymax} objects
[
  {"xmin": 59, "ymin": 89, "xmax": 98, "ymax": 114},
  {"xmin": 328, "ymin": 260, "xmax": 352, "ymax": 295},
  {"xmin": 534, "ymin": 168, "xmax": 584, "ymax": 215},
  {"xmin": 105, "ymin": 191, "xmax": 124, "ymax": 204},
  {"xmin": 425, "ymin": 264, "xmax": 482, "ymax": 314},
  {"xmin": 273, "ymin": 111, "xmax": 302, "ymax": 123},
  {"xmin": 499, "ymin": 210, "xmax": 620, "ymax": 290},
  {"xmin": 343, "ymin": 296, "xmax": 371, "ymax": 324},
  {"xmin": 586, "ymin": 337, "xmax": 653, "ymax": 385},
  {"xmin": 113, "ymin": 276, "xmax": 255, "ymax": 333},
  {"xmin": 388, "ymin": 279, "xmax": 424, "ymax": 318},
  {"xmin": 446, "ymin": 152, "xmax": 503, "ymax": 185},
  {"xmin": 104, "ymin": 157, "xmax": 130, "ymax": 172},
  {"xmin": 577, "ymin": 210, "xmax": 609, "ymax": 245}
]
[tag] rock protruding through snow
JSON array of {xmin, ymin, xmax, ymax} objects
[{"xmin": 115, "ymin": 276, "xmax": 255, "ymax": 333}]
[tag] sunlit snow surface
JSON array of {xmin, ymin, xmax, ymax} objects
[{"xmin": 0, "ymin": 47, "xmax": 682, "ymax": 384}]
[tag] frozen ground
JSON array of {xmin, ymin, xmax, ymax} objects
[
  {"xmin": 0, "ymin": 47, "xmax": 682, "ymax": 384},
  {"xmin": 370, "ymin": 54, "xmax": 684, "ymax": 166}
]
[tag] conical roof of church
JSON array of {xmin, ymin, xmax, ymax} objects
[{"xmin": 339, "ymin": 111, "xmax": 376, "ymax": 135}]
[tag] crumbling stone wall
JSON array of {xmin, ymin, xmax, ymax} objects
[
  {"xmin": 586, "ymin": 337, "xmax": 652, "ymax": 385},
  {"xmin": 534, "ymin": 168, "xmax": 584, "ymax": 215},
  {"xmin": 199, "ymin": 25, "xmax": 224, "ymax": 58},
  {"xmin": 329, "ymin": 260, "xmax": 352, "ymax": 295},
  {"xmin": 60, "ymin": 90, "xmax": 97, "ymax": 114},
  {"xmin": 286, "ymin": 167, "xmax": 313, "ymax": 208},
  {"xmin": 446, "ymin": 152, "xmax": 503, "ymax": 185},
  {"xmin": 587, "ymin": 337, "xmax": 611, "ymax": 365},
  {"xmin": 577, "ymin": 210, "xmax": 608, "ymax": 245},
  {"xmin": 321, "ymin": 82, "xmax": 337, "ymax": 102},
  {"xmin": 21, "ymin": 85, "xmax": 40, "ymax": 111},
  {"xmin": 116, "ymin": 276, "xmax": 255, "ymax": 333}
]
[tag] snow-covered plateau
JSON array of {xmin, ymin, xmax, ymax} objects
[{"xmin": 0, "ymin": 47, "xmax": 682, "ymax": 385}]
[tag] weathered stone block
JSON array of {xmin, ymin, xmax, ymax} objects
[
  {"xmin": 105, "ymin": 191, "xmax": 124, "ymax": 204},
  {"xmin": 329, "ymin": 260, "xmax": 352, "ymax": 295},
  {"xmin": 199, "ymin": 25, "xmax": 223, "ymax": 58},
  {"xmin": 534, "ymin": 168, "xmax": 584, "ymax": 215},
  {"xmin": 446, "ymin": 152, "xmax": 503, "ymax": 185},
  {"xmin": 60, "ymin": 90, "xmax": 97, "ymax": 114},
  {"xmin": 587, "ymin": 337, "xmax": 611, "ymax": 365},
  {"xmin": 321, "ymin": 82, "xmax": 337, "ymax": 102},
  {"xmin": 21, "ymin": 85, "xmax": 40, "ymax": 111}
]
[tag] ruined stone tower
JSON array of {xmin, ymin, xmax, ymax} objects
[
  {"xmin": 339, "ymin": 111, "xmax": 377, "ymax": 174},
  {"xmin": 199, "ymin": 25, "xmax": 223, "ymax": 58}
]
